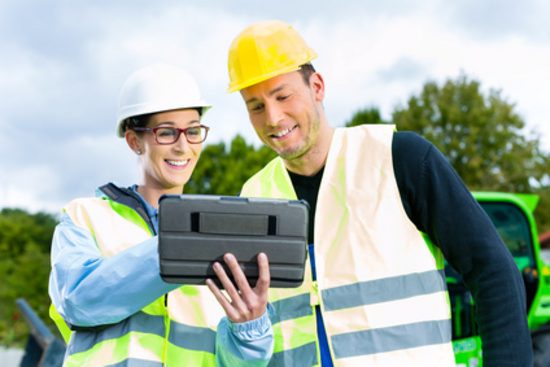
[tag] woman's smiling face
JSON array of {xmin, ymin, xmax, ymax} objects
[{"xmin": 129, "ymin": 108, "xmax": 203, "ymax": 194}]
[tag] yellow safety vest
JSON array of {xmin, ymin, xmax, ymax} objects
[
  {"xmin": 241, "ymin": 125, "xmax": 455, "ymax": 367},
  {"xmin": 52, "ymin": 190, "xmax": 227, "ymax": 366}
]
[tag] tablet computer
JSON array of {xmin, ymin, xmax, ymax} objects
[{"xmin": 158, "ymin": 194, "xmax": 309, "ymax": 288}]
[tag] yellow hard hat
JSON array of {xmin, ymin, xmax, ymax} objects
[{"xmin": 227, "ymin": 20, "xmax": 317, "ymax": 93}]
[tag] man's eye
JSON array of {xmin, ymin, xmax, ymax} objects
[
  {"xmin": 277, "ymin": 94, "xmax": 290, "ymax": 101},
  {"xmin": 250, "ymin": 104, "xmax": 264, "ymax": 112}
]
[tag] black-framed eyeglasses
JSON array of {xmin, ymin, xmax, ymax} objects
[{"xmin": 132, "ymin": 125, "xmax": 210, "ymax": 145}]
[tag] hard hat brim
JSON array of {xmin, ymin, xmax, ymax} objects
[{"xmin": 227, "ymin": 65, "xmax": 303, "ymax": 93}]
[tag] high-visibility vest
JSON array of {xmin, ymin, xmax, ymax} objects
[
  {"xmin": 241, "ymin": 124, "xmax": 455, "ymax": 367},
  {"xmin": 53, "ymin": 187, "xmax": 227, "ymax": 366}
]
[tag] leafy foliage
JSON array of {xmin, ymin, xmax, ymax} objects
[
  {"xmin": 185, "ymin": 134, "xmax": 276, "ymax": 195},
  {"xmin": 0, "ymin": 209, "xmax": 58, "ymax": 347},
  {"xmin": 391, "ymin": 74, "xmax": 549, "ymax": 193},
  {"xmin": 345, "ymin": 107, "xmax": 389, "ymax": 127},
  {"xmin": 346, "ymin": 74, "xmax": 550, "ymax": 232}
]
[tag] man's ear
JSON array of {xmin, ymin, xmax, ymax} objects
[
  {"xmin": 310, "ymin": 72, "xmax": 325, "ymax": 102},
  {"xmin": 125, "ymin": 130, "xmax": 142, "ymax": 155}
]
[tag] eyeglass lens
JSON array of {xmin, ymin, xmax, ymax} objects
[{"xmin": 155, "ymin": 126, "xmax": 205, "ymax": 144}]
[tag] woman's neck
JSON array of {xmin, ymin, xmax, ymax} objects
[{"xmin": 136, "ymin": 184, "xmax": 183, "ymax": 209}]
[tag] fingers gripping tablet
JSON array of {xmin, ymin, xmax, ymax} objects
[{"xmin": 158, "ymin": 195, "xmax": 309, "ymax": 288}]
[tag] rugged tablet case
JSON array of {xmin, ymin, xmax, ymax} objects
[{"xmin": 158, "ymin": 195, "xmax": 309, "ymax": 288}]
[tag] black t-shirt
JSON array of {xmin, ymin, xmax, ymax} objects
[
  {"xmin": 288, "ymin": 166, "xmax": 323, "ymax": 243},
  {"xmin": 288, "ymin": 130, "xmax": 531, "ymax": 366}
]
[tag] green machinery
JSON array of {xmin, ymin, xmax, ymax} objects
[{"xmin": 450, "ymin": 192, "xmax": 550, "ymax": 366}]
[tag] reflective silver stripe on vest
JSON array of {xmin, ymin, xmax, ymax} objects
[
  {"xmin": 322, "ymin": 270, "xmax": 446, "ymax": 311},
  {"xmin": 168, "ymin": 320, "xmax": 216, "ymax": 353},
  {"xmin": 270, "ymin": 293, "xmax": 312, "ymax": 324},
  {"xmin": 268, "ymin": 341, "xmax": 318, "ymax": 367},
  {"xmin": 107, "ymin": 358, "xmax": 164, "ymax": 367},
  {"xmin": 332, "ymin": 319, "xmax": 452, "ymax": 358},
  {"xmin": 67, "ymin": 311, "xmax": 165, "ymax": 355}
]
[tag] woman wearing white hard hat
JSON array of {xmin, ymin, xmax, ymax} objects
[{"xmin": 48, "ymin": 64, "xmax": 273, "ymax": 366}]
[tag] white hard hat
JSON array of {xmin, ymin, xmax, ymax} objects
[{"xmin": 116, "ymin": 63, "xmax": 211, "ymax": 137}]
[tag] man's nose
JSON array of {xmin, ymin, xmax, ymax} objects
[{"xmin": 265, "ymin": 102, "xmax": 284, "ymax": 127}]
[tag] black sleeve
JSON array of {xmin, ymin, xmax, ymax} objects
[{"xmin": 392, "ymin": 131, "xmax": 532, "ymax": 366}]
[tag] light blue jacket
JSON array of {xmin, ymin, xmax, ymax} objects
[{"xmin": 48, "ymin": 185, "xmax": 273, "ymax": 366}]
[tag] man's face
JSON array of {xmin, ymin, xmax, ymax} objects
[{"xmin": 240, "ymin": 71, "xmax": 324, "ymax": 162}]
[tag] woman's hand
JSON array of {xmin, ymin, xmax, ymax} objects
[{"xmin": 206, "ymin": 252, "xmax": 270, "ymax": 323}]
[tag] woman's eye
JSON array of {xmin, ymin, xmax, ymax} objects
[
  {"xmin": 158, "ymin": 128, "xmax": 177, "ymax": 137},
  {"xmin": 187, "ymin": 127, "xmax": 200, "ymax": 136}
]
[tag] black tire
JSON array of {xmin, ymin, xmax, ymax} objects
[{"xmin": 533, "ymin": 332, "xmax": 550, "ymax": 367}]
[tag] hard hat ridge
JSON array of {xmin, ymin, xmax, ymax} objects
[{"xmin": 116, "ymin": 63, "xmax": 211, "ymax": 137}]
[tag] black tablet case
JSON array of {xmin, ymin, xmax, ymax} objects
[{"xmin": 158, "ymin": 195, "xmax": 308, "ymax": 288}]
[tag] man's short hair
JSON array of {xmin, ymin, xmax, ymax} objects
[{"xmin": 298, "ymin": 63, "xmax": 316, "ymax": 85}]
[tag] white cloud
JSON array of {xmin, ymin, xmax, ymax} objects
[
  {"xmin": 310, "ymin": 11, "xmax": 550, "ymax": 149},
  {"xmin": 0, "ymin": 166, "xmax": 61, "ymax": 213}
]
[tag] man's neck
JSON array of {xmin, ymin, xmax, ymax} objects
[{"xmin": 284, "ymin": 126, "xmax": 334, "ymax": 176}]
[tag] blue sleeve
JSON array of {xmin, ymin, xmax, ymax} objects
[
  {"xmin": 48, "ymin": 213, "xmax": 178, "ymax": 327},
  {"xmin": 215, "ymin": 304, "xmax": 274, "ymax": 367}
]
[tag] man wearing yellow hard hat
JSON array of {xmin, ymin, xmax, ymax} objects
[{"xmin": 227, "ymin": 20, "xmax": 532, "ymax": 366}]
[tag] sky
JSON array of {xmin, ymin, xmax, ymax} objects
[{"xmin": 1, "ymin": 0, "xmax": 549, "ymax": 214}]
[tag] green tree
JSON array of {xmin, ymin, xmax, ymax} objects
[
  {"xmin": 345, "ymin": 107, "xmax": 388, "ymax": 127},
  {"xmin": 0, "ymin": 209, "xmax": 57, "ymax": 258},
  {"xmin": 185, "ymin": 134, "xmax": 276, "ymax": 195},
  {"xmin": 391, "ymin": 74, "xmax": 549, "ymax": 193},
  {"xmin": 0, "ymin": 209, "xmax": 58, "ymax": 347}
]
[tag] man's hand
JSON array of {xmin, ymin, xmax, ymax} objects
[{"xmin": 206, "ymin": 252, "xmax": 270, "ymax": 323}]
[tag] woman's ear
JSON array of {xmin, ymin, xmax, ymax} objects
[{"xmin": 125, "ymin": 130, "xmax": 143, "ymax": 155}]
